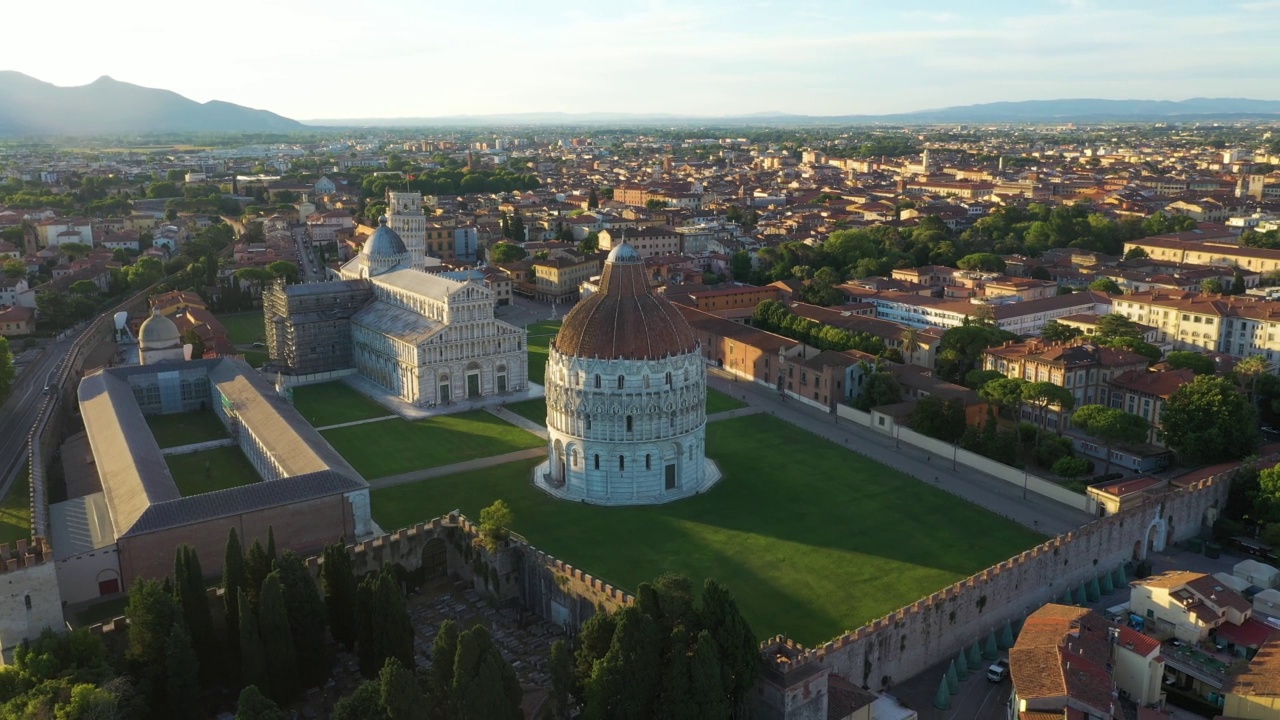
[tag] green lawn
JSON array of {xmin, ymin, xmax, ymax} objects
[
  {"xmin": 291, "ymin": 382, "xmax": 394, "ymax": 427},
  {"xmin": 370, "ymin": 414, "xmax": 1043, "ymax": 645},
  {"xmin": 0, "ymin": 472, "xmax": 31, "ymax": 546},
  {"xmin": 525, "ymin": 321, "xmax": 561, "ymax": 385},
  {"xmin": 242, "ymin": 350, "xmax": 268, "ymax": 369},
  {"xmin": 217, "ymin": 312, "xmax": 265, "ymax": 346},
  {"xmin": 322, "ymin": 410, "xmax": 544, "ymax": 479},
  {"xmin": 145, "ymin": 411, "xmax": 228, "ymax": 449},
  {"xmin": 501, "ymin": 387, "xmax": 747, "ymax": 430},
  {"xmin": 165, "ymin": 447, "xmax": 261, "ymax": 497}
]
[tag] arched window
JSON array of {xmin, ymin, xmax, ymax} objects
[
  {"xmin": 594, "ymin": 374, "xmax": 601, "ymax": 388},
  {"xmin": 594, "ymin": 454, "xmax": 600, "ymax": 470},
  {"xmin": 571, "ymin": 449, "xmax": 578, "ymax": 467},
  {"xmin": 666, "ymin": 371, "xmax": 672, "ymax": 386},
  {"xmin": 645, "ymin": 454, "xmax": 652, "ymax": 470},
  {"xmin": 586, "ymin": 416, "xmax": 592, "ymax": 431},
  {"xmin": 617, "ymin": 375, "xmax": 625, "ymax": 389},
  {"xmin": 619, "ymin": 456, "xmax": 625, "ymax": 471},
  {"xmin": 626, "ymin": 415, "xmax": 633, "ymax": 432},
  {"xmin": 643, "ymin": 375, "xmax": 650, "ymax": 389}
]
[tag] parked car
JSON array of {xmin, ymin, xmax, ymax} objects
[{"xmin": 986, "ymin": 658, "xmax": 1010, "ymax": 682}]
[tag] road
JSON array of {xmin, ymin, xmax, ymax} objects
[
  {"xmin": 0, "ymin": 333, "xmax": 78, "ymax": 499},
  {"xmin": 706, "ymin": 369, "xmax": 1095, "ymax": 536},
  {"xmin": 291, "ymin": 225, "xmax": 325, "ymax": 283}
]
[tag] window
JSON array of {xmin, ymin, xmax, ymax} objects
[
  {"xmin": 571, "ymin": 449, "xmax": 578, "ymax": 467},
  {"xmin": 619, "ymin": 456, "xmax": 625, "ymax": 471},
  {"xmin": 626, "ymin": 415, "xmax": 633, "ymax": 432},
  {"xmin": 586, "ymin": 416, "xmax": 592, "ymax": 431},
  {"xmin": 594, "ymin": 454, "xmax": 600, "ymax": 470},
  {"xmin": 643, "ymin": 375, "xmax": 650, "ymax": 389},
  {"xmin": 617, "ymin": 375, "xmax": 625, "ymax": 389},
  {"xmin": 645, "ymin": 454, "xmax": 652, "ymax": 470},
  {"xmin": 665, "ymin": 372, "xmax": 672, "ymax": 386},
  {"xmin": 24, "ymin": 594, "xmax": 32, "ymax": 610},
  {"xmin": 595, "ymin": 374, "xmax": 601, "ymax": 388}
]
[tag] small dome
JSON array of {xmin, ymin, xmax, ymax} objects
[
  {"xmin": 361, "ymin": 216, "xmax": 408, "ymax": 258},
  {"xmin": 555, "ymin": 242, "xmax": 697, "ymax": 360},
  {"xmin": 139, "ymin": 309, "xmax": 181, "ymax": 350}
]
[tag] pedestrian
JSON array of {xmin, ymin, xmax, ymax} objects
[{"xmin": 927, "ymin": 456, "xmax": 931, "ymax": 462}]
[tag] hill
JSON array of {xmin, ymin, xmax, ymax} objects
[{"xmin": 0, "ymin": 72, "xmax": 303, "ymax": 137}]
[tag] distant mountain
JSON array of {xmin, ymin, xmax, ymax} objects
[
  {"xmin": 0, "ymin": 72, "xmax": 303, "ymax": 137},
  {"xmin": 308, "ymin": 98, "xmax": 1280, "ymax": 127}
]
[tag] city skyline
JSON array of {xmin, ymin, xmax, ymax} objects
[{"xmin": 3, "ymin": 0, "xmax": 1280, "ymax": 121}]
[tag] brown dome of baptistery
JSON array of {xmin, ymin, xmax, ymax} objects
[{"xmin": 553, "ymin": 243, "xmax": 698, "ymax": 360}]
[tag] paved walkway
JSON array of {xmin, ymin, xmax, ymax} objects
[
  {"xmin": 343, "ymin": 374, "xmax": 546, "ymax": 421},
  {"xmin": 160, "ymin": 438, "xmax": 237, "ymax": 457},
  {"xmin": 368, "ymin": 447, "xmax": 548, "ymax": 489},
  {"xmin": 706, "ymin": 406, "xmax": 763, "ymax": 423},
  {"xmin": 706, "ymin": 370, "xmax": 1094, "ymax": 536},
  {"xmin": 316, "ymin": 415, "xmax": 400, "ymax": 432},
  {"xmin": 487, "ymin": 406, "xmax": 549, "ymax": 439}
]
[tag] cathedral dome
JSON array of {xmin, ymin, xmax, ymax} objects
[
  {"xmin": 138, "ymin": 309, "xmax": 180, "ymax": 350},
  {"xmin": 362, "ymin": 216, "xmax": 408, "ymax": 258},
  {"xmin": 554, "ymin": 242, "xmax": 697, "ymax": 361}
]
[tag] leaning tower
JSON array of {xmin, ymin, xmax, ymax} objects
[{"xmin": 385, "ymin": 190, "xmax": 427, "ymax": 270}]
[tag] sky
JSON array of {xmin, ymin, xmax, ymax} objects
[{"xmin": 4, "ymin": 0, "xmax": 1279, "ymax": 120}]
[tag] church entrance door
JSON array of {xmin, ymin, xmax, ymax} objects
[
  {"xmin": 466, "ymin": 372, "xmax": 480, "ymax": 398},
  {"xmin": 439, "ymin": 383, "xmax": 450, "ymax": 403}
]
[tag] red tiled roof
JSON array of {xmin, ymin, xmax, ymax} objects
[{"xmin": 1117, "ymin": 626, "xmax": 1161, "ymax": 658}]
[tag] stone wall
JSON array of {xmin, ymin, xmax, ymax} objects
[
  {"xmin": 758, "ymin": 472, "xmax": 1230, "ymax": 706},
  {"xmin": 0, "ymin": 538, "xmax": 64, "ymax": 664}
]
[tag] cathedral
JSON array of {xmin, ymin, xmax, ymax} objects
[
  {"xmin": 265, "ymin": 217, "xmax": 527, "ymax": 407},
  {"xmin": 536, "ymin": 243, "xmax": 720, "ymax": 505}
]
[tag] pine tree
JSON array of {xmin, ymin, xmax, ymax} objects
[
  {"xmin": 235, "ymin": 685, "xmax": 285, "ymax": 720},
  {"xmin": 224, "ymin": 529, "xmax": 248, "ymax": 653},
  {"xmin": 321, "ymin": 542, "xmax": 358, "ymax": 650},
  {"xmin": 452, "ymin": 625, "xmax": 522, "ymax": 720},
  {"xmin": 379, "ymin": 657, "xmax": 428, "ymax": 720},
  {"xmin": 165, "ymin": 622, "xmax": 201, "ymax": 719},
  {"xmin": 691, "ymin": 630, "xmax": 728, "ymax": 720},
  {"xmin": 275, "ymin": 551, "xmax": 329, "ymax": 687},
  {"xmin": 257, "ymin": 573, "xmax": 298, "ymax": 703},
  {"xmin": 238, "ymin": 590, "xmax": 267, "ymax": 691},
  {"xmin": 173, "ymin": 545, "xmax": 215, "ymax": 670}
]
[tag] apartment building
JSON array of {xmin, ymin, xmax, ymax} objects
[
  {"xmin": 531, "ymin": 254, "xmax": 603, "ymax": 304},
  {"xmin": 1112, "ymin": 290, "xmax": 1280, "ymax": 359},
  {"xmin": 1130, "ymin": 571, "xmax": 1253, "ymax": 644},
  {"xmin": 597, "ymin": 226, "xmax": 681, "ymax": 258},
  {"xmin": 983, "ymin": 339, "xmax": 1149, "ymax": 421},
  {"xmin": 1106, "ymin": 368, "xmax": 1196, "ymax": 445}
]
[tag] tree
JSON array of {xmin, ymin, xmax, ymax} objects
[
  {"xmin": 182, "ymin": 328, "xmax": 205, "ymax": 360},
  {"xmin": 164, "ymin": 623, "xmax": 201, "ymax": 719},
  {"xmin": 356, "ymin": 567, "xmax": 414, "ymax": 678},
  {"xmin": 853, "ymin": 371, "xmax": 902, "ymax": 411},
  {"xmin": 729, "ymin": 251, "xmax": 752, "ymax": 281},
  {"xmin": 1124, "ymin": 246, "xmax": 1149, "ymax": 260},
  {"xmin": 332, "ymin": 681, "xmax": 385, "ymax": 720},
  {"xmin": 68, "ymin": 279, "xmax": 99, "ymax": 296},
  {"xmin": 547, "ymin": 640, "xmax": 573, "ymax": 720},
  {"xmin": 1023, "ymin": 381, "xmax": 1076, "ymax": 441},
  {"xmin": 274, "ymin": 551, "xmax": 329, "ymax": 687},
  {"xmin": 267, "ymin": 261, "xmax": 297, "ymax": 284},
  {"xmin": 238, "ymin": 590, "xmax": 267, "ymax": 691},
  {"xmin": 1200, "ymin": 277, "xmax": 1225, "ymax": 294},
  {"xmin": 911, "ymin": 396, "xmax": 967, "ymax": 443},
  {"xmin": 379, "ymin": 657, "xmax": 429, "ymax": 720},
  {"xmin": 1071, "ymin": 405, "xmax": 1150, "ymax": 476},
  {"xmin": 690, "ymin": 631, "xmax": 729, "ymax": 720},
  {"xmin": 578, "ymin": 231, "xmax": 599, "ymax": 255},
  {"xmin": 587, "ymin": 188, "xmax": 599, "ymax": 210},
  {"xmin": 1160, "ymin": 375, "xmax": 1260, "ymax": 465},
  {"xmin": 980, "ymin": 377, "xmax": 1026, "ymax": 421},
  {"xmin": 1040, "ymin": 321, "xmax": 1082, "ymax": 343},
  {"xmin": 235, "ymin": 685, "xmax": 285, "ymax": 720},
  {"xmin": 234, "ymin": 267, "xmax": 275, "ymax": 297},
  {"xmin": 1052, "ymin": 456, "xmax": 1091, "ymax": 481},
  {"xmin": 964, "ymin": 369, "xmax": 1005, "ymax": 389},
  {"xmin": 125, "ymin": 578, "xmax": 179, "ymax": 672},
  {"xmin": 2, "ymin": 258, "xmax": 26, "ymax": 277},
  {"xmin": 583, "ymin": 607, "xmax": 662, "ymax": 720},
  {"xmin": 429, "ymin": 619, "xmax": 459, "ymax": 716},
  {"xmin": 1030, "ymin": 265, "xmax": 1052, "ymax": 281},
  {"xmin": 936, "ymin": 323, "xmax": 1017, "ymax": 383},
  {"xmin": 1095, "ymin": 313, "xmax": 1141, "ymax": 340},
  {"xmin": 322, "ymin": 542, "xmax": 358, "ymax": 650},
  {"xmin": 173, "ymin": 545, "xmax": 215, "ymax": 671},
  {"xmin": 224, "ymin": 529, "xmax": 247, "ymax": 652},
  {"xmin": 956, "ymin": 253, "xmax": 1005, "ymax": 272},
  {"xmin": 245, "ymin": 539, "xmax": 271, "ymax": 609},
  {"xmin": 645, "ymin": 198, "xmax": 666, "ymax": 211},
  {"xmin": 1088, "ymin": 277, "xmax": 1122, "ymax": 295},
  {"xmin": 257, "ymin": 573, "xmax": 298, "ymax": 703},
  {"xmin": 453, "ymin": 625, "xmax": 522, "ymax": 720},
  {"xmin": 1166, "ymin": 351, "xmax": 1215, "ymax": 376},
  {"xmin": 0, "ymin": 337, "xmax": 14, "ymax": 404},
  {"xmin": 699, "ymin": 579, "xmax": 759, "ymax": 718},
  {"xmin": 147, "ymin": 181, "xmax": 179, "ymax": 199},
  {"xmin": 489, "ymin": 242, "xmax": 527, "ymax": 264},
  {"xmin": 479, "ymin": 499, "xmax": 513, "ymax": 553},
  {"xmin": 1236, "ymin": 355, "xmax": 1273, "ymax": 410}
]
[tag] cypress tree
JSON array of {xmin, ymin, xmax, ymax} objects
[
  {"xmin": 245, "ymin": 540, "xmax": 270, "ymax": 610},
  {"xmin": 573, "ymin": 610, "xmax": 616, "ymax": 699},
  {"xmin": 321, "ymin": 542, "xmax": 358, "ymax": 650},
  {"xmin": 699, "ymin": 579, "xmax": 759, "ymax": 718},
  {"xmin": 690, "ymin": 630, "xmax": 728, "ymax": 720},
  {"xmin": 376, "ymin": 570, "xmax": 414, "ymax": 673},
  {"xmin": 165, "ymin": 622, "xmax": 201, "ymax": 719},
  {"xmin": 266, "ymin": 527, "xmax": 277, "ymax": 567},
  {"xmin": 655, "ymin": 627, "xmax": 696, "ymax": 720},
  {"xmin": 125, "ymin": 578, "xmax": 179, "ymax": 672},
  {"xmin": 547, "ymin": 639, "xmax": 574, "ymax": 720},
  {"xmin": 173, "ymin": 545, "xmax": 215, "ymax": 670},
  {"xmin": 355, "ymin": 572, "xmax": 376, "ymax": 676},
  {"xmin": 452, "ymin": 625, "xmax": 522, "ymax": 720},
  {"xmin": 588, "ymin": 188, "xmax": 599, "ymax": 210},
  {"xmin": 224, "ymin": 528, "xmax": 247, "ymax": 653},
  {"xmin": 332, "ymin": 681, "xmax": 383, "ymax": 720},
  {"xmin": 238, "ymin": 590, "xmax": 266, "ymax": 691},
  {"xmin": 275, "ymin": 551, "xmax": 329, "ymax": 687},
  {"xmin": 429, "ymin": 618, "xmax": 460, "ymax": 715},
  {"xmin": 583, "ymin": 606, "xmax": 661, "ymax": 720},
  {"xmin": 378, "ymin": 657, "xmax": 428, "ymax": 720},
  {"xmin": 258, "ymin": 572, "xmax": 298, "ymax": 703}
]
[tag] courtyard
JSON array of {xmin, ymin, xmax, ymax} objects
[
  {"xmin": 145, "ymin": 411, "xmax": 228, "ymax": 449},
  {"xmin": 291, "ymin": 382, "xmax": 394, "ymax": 428},
  {"xmin": 321, "ymin": 410, "xmax": 544, "ymax": 479},
  {"xmin": 164, "ymin": 447, "xmax": 261, "ymax": 497},
  {"xmin": 369, "ymin": 414, "xmax": 1043, "ymax": 645},
  {"xmin": 216, "ymin": 311, "xmax": 265, "ymax": 345}
]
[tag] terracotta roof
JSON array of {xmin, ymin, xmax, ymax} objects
[
  {"xmin": 1109, "ymin": 368, "xmax": 1195, "ymax": 398},
  {"xmin": 1117, "ymin": 626, "xmax": 1161, "ymax": 658},
  {"xmin": 554, "ymin": 243, "xmax": 697, "ymax": 361},
  {"xmin": 1090, "ymin": 476, "xmax": 1165, "ymax": 498},
  {"xmin": 1011, "ymin": 604, "xmax": 1114, "ymax": 714},
  {"xmin": 1224, "ymin": 639, "xmax": 1280, "ymax": 698}
]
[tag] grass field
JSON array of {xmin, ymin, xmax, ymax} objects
[
  {"xmin": 0, "ymin": 471, "xmax": 31, "ymax": 546},
  {"xmin": 370, "ymin": 414, "xmax": 1042, "ymax": 645},
  {"xmin": 322, "ymin": 410, "xmax": 543, "ymax": 479},
  {"xmin": 525, "ymin": 321, "xmax": 561, "ymax": 385},
  {"xmin": 217, "ymin": 312, "xmax": 265, "ymax": 346},
  {"xmin": 165, "ymin": 447, "xmax": 261, "ymax": 497},
  {"xmin": 145, "ymin": 411, "xmax": 228, "ymax": 448},
  {"xmin": 502, "ymin": 387, "xmax": 747, "ymax": 430},
  {"xmin": 292, "ymin": 382, "xmax": 394, "ymax": 427}
]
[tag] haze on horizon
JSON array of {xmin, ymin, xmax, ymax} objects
[{"xmin": 5, "ymin": 0, "xmax": 1280, "ymax": 121}]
